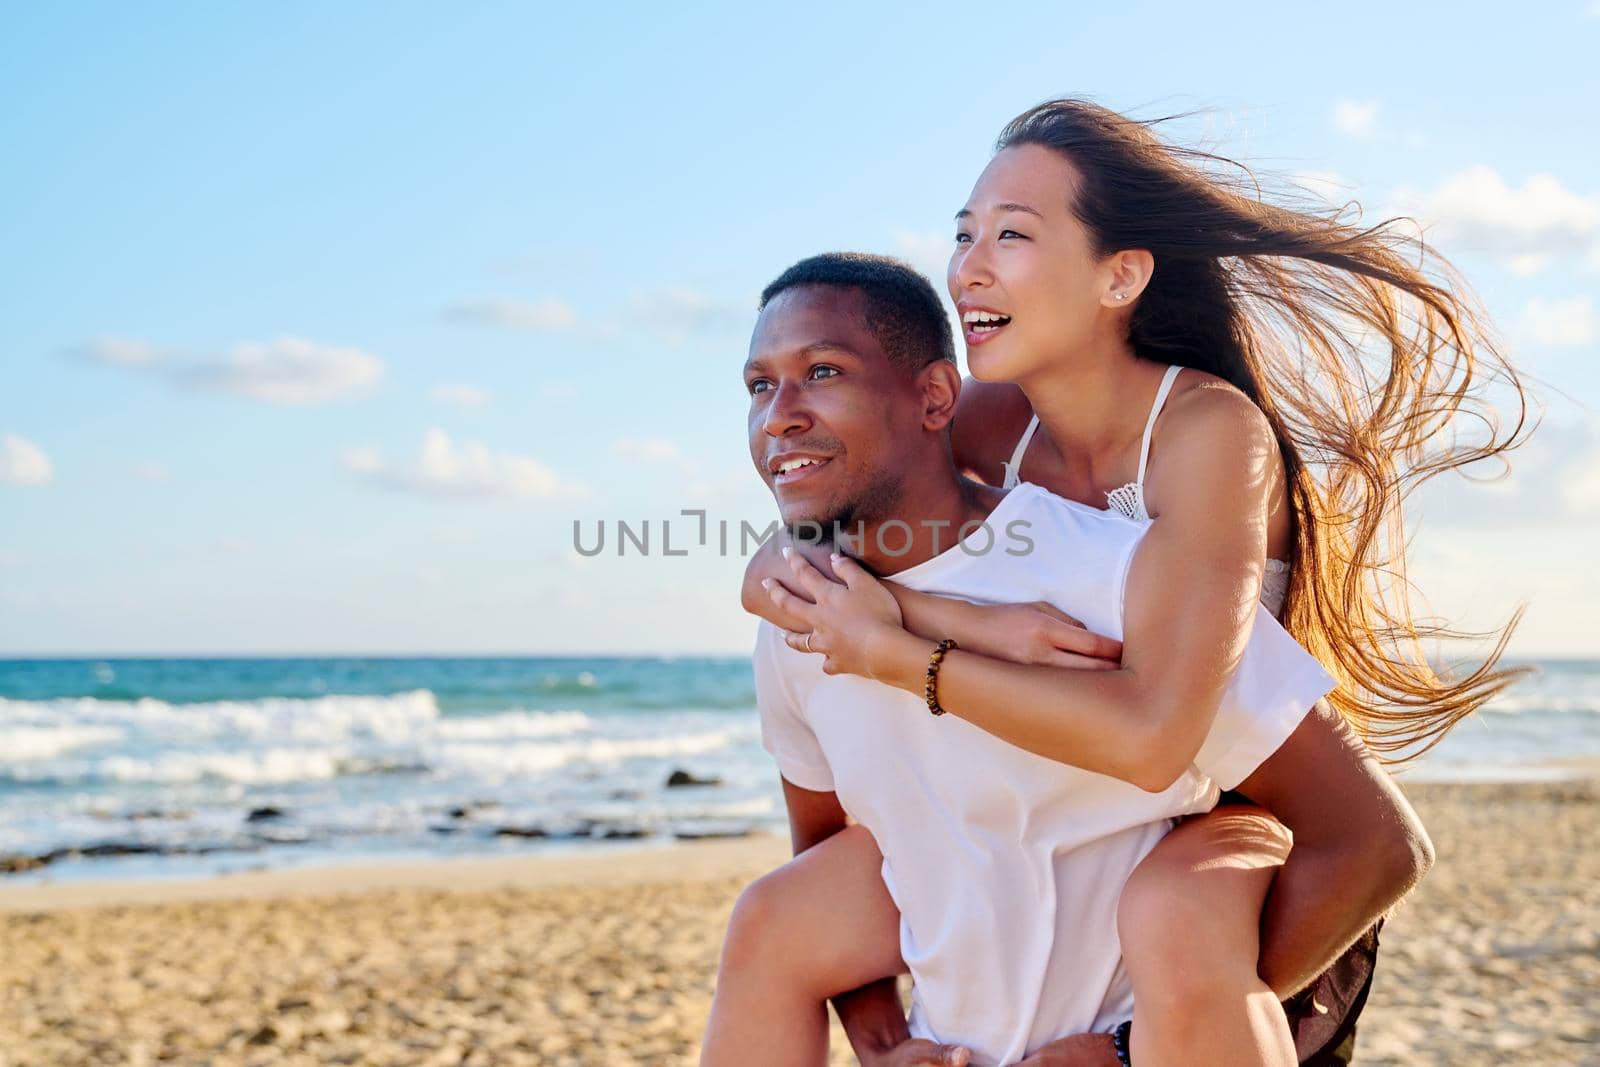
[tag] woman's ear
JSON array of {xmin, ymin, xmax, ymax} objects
[
  {"xmin": 1102, "ymin": 248, "xmax": 1155, "ymax": 307},
  {"xmin": 920, "ymin": 359, "xmax": 962, "ymax": 431}
]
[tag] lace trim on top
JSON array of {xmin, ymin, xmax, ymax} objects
[
  {"xmin": 1104, "ymin": 483, "xmax": 1289, "ymax": 613},
  {"xmin": 1003, "ymin": 363, "xmax": 1292, "ymax": 616},
  {"xmin": 1260, "ymin": 559, "xmax": 1290, "ymax": 617},
  {"xmin": 1103, "ymin": 481, "xmax": 1148, "ymax": 522}
]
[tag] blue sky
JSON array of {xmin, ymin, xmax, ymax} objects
[{"xmin": 3, "ymin": 2, "xmax": 1598, "ymax": 656}]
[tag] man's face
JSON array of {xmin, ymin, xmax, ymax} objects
[{"xmin": 744, "ymin": 285, "xmax": 923, "ymax": 531}]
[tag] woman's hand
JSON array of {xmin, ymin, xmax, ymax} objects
[
  {"xmin": 951, "ymin": 601, "xmax": 1122, "ymax": 670},
  {"xmin": 741, "ymin": 534, "xmax": 814, "ymax": 632},
  {"xmin": 763, "ymin": 548, "xmax": 907, "ymax": 680},
  {"xmin": 765, "ymin": 548, "xmax": 1122, "ymax": 679}
]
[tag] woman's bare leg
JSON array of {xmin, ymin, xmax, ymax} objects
[
  {"xmin": 700, "ymin": 824, "xmax": 907, "ymax": 1067},
  {"xmin": 1117, "ymin": 805, "xmax": 1296, "ymax": 1067}
]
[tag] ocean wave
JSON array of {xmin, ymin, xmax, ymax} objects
[
  {"xmin": 0, "ymin": 702, "xmax": 749, "ymax": 787},
  {"xmin": 1477, "ymin": 668, "xmax": 1600, "ymax": 716},
  {"xmin": 15, "ymin": 748, "xmax": 349, "ymax": 786},
  {"xmin": 0, "ymin": 724, "xmax": 126, "ymax": 761},
  {"xmin": 436, "ymin": 728, "xmax": 748, "ymax": 778},
  {"xmin": 434, "ymin": 710, "xmax": 591, "ymax": 740},
  {"xmin": 0, "ymin": 690, "xmax": 446, "ymax": 744}
]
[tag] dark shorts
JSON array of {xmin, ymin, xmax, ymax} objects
[{"xmin": 1285, "ymin": 921, "xmax": 1382, "ymax": 1066}]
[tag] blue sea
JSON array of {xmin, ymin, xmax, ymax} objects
[{"xmin": 2, "ymin": 656, "xmax": 1596, "ymax": 884}]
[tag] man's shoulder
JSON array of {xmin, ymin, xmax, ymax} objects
[
  {"xmin": 753, "ymin": 619, "xmax": 796, "ymax": 667},
  {"xmin": 953, "ymin": 379, "xmax": 1033, "ymax": 482},
  {"xmin": 753, "ymin": 621, "xmax": 818, "ymax": 687}
]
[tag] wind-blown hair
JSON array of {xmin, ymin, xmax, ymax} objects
[{"xmin": 998, "ymin": 98, "xmax": 1531, "ymax": 759}]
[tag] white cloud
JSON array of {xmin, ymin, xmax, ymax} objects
[
  {"xmin": 611, "ymin": 437, "xmax": 698, "ymax": 474},
  {"xmin": 893, "ymin": 229, "xmax": 953, "ymax": 286},
  {"xmin": 1290, "ymin": 170, "xmax": 1357, "ymax": 208},
  {"xmin": 628, "ymin": 288, "xmax": 746, "ymax": 343},
  {"xmin": 1390, "ymin": 166, "xmax": 1600, "ymax": 270},
  {"xmin": 1414, "ymin": 416, "xmax": 1600, "ymax": 527},
  {"xmin": 183, "ymin": 337, "xmax": 383, "ymax": 405},
  {"xmin": 1332, "ymin": 99, "xmax": 1379, "ymax": 137},
  {"xmin": 130, "ymin": 461, "xmax": 170, "ymax": 482},
  {"xmin": 890, "ymin": 231, "xmax": 965, "ymax": 350},
  {"xmin": 430, "ymin": 383, "xmax": 492, "ymax": 408},
  {"xmin": 66, "ymin": 334, "xmax": 385, "ymax": 406},
  {"xmin": 1567, "ymin": 453, "xmax": 1600, "ymax": 516},
  {"xmin": 1520, "ymin": 296, "xmax": 1599, "ymax": 347},
  {"xmin": 64, "ymin": 335, "xmax": 162, "ymax": 367},
  {"xmin": 443, "ymin": 296, "xmax": 577, "ymax": 331},
  {"xmin": 340, "ymin": 446, "xmax": 384, "ymax": 475},
  {"xmin": 0, "ymin": 433, "xmax": 53, "ymax": 487},
  {"xmin": 342, "ymin": 429, "xmax": 581, "ymax": 500},
  {"xmin": 443, "ymin": 288, "xmax": 749, "ymax": 344},
  {"xmin": 1506, "ymin": 253, "xmax": 1549, "ymax": 277}
]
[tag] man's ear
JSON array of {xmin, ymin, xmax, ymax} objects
[{"xmin": 920, "ymin": 360, "xmax": 962, "ymax": 431}]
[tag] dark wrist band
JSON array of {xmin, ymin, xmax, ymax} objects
[
  {"xmin": 924, "ymin": 639, "xmax": 957, "ymax": 716},
  {"xmin": 1112, "ymin": 1020, "xmax": 1133, "ymax": 1066}
]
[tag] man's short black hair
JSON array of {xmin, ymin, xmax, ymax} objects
[{"xmin": 758, "ymin": 253, "xmax": 956, "ymax": 372}]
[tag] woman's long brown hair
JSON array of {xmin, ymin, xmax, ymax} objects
[{"xmin": 999, "ymin": 99, "xmax": 1532, "ymax": 760}]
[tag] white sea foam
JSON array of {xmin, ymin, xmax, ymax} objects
[
  {"xmin": 0, "ymin": 724, "xmax": 125, "ymax": 761},
  {"xmin": 96, "ymin": 748, "xmax": 349, "ymax": 785},
  {"xmin": 0, "ymin": 690, "xmax": 445, "ymax": 744},
  {"xmin": 1481, "ymin": 679, "xmax": 1600, "ymax": 716},
  {"xmin": 0, "ymin": 692, "xmax": 750, "ymax": 787},
  {"xmin": 434, "ymin": 710, "xmax": 591, "ymax": 740},
  {"xmin": 436, "ymin": 729, "xmax": 746, "ymax": 778}
]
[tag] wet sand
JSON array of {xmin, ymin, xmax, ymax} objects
[{"xmin": 0, "ymin": 781, "xmax": 1594, "ymax": 1066}]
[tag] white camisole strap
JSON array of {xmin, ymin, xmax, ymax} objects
[
  {"xmin": 997, "ymin": 364, "xmax": 1292, "ymax": 615},
  {"xmin": 1135, "ymin": 364, "xmax": 1184, "ymax": 485},
  {"xmin": 1001, "ymin": 414, "xmax": 1042, "ymax": 490}
]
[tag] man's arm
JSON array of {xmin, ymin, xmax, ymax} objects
[{"xmin": 1236, "ymin": 703, "xmax": 1435, "ymax": 996}]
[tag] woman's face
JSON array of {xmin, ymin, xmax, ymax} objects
[{"xmin": 948, "ymin": 144, "xmax": 1112, "ymax": 382}]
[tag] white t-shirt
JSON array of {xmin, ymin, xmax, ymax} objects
[{"xmin": 755, "ymin": 482, "xmax": 1335, "ymax": 1066}]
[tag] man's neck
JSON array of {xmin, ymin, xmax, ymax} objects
[{"xmin": 840, "ymin": 472, "xmax": 1001, "ymax": 576}]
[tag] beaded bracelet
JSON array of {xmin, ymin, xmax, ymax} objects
[
  {"xmin": 924, "ymin": 639, "xmax": 957, "ymax": 716},
  {"xmin": 1112, "ymin": 1020, "xmax": 1133, "ymax": 1066}
]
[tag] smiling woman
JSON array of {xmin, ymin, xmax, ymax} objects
[{"xmin": 972, "ymin": 100, "xmax": 1532, "ymax": 756}]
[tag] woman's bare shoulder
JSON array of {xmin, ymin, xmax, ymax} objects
[
  {"xmin": 952, "ymin": 378, "xmax": 1034, "ymax": 484},
  {"xmin": 1146, "ymin": 368, "xmax": 1287, "ymax": 537},
  {"xmin": 1158, "ymin": 370, "xmax": 1276, "ymax": 456}
]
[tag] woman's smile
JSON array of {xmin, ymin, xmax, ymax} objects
[{"xmin": 959, "ymin": 304, "xmax": 1014, "ymax": 346}]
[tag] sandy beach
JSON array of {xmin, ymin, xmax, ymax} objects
[{"xmin": 0, "ymin": 780, "xmax": 1594, "ymax": 1066}]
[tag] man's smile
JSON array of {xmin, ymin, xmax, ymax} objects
[{"xmin": 769, "ymin": 452, "xmax": 835, "ymax": 486}]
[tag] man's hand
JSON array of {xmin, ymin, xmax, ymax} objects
[
  {"xmin": 1013, "ymin": 1032, "xmax": 1120, "ymax": 1066},
  {"xmin": 859, "ymin": 1037, "xmax": 971, "ymax": 1067}
]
